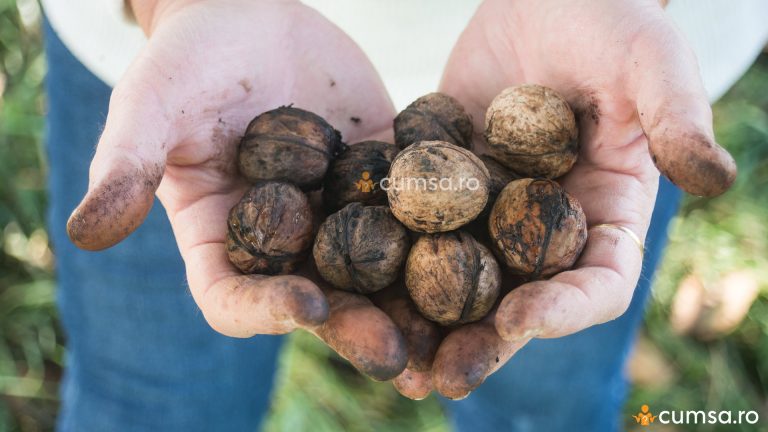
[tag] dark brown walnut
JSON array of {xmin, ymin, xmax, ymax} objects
[
  {"xmin": 405, "ymin": 231, "xmax": 501, "ymax": 326},
  {"xmin": 387, "ymin": 141, "xmax": 490, "ymax": 233},
  {"xmin": 226, "ymin": 181, "xmax": 314, "ymax": 275},
  {"xmin": 394, "ymin": 93, "xmax": 473, "ymax": 150},
  {"xmin": 465, "ymin": 155, "xmax": 521, "ymax": 242},
  {"xmin": 313, "ymin": 203, "xmax": 410, "ymax": 294},
  {"xmin": 238, "ymin": 106, "xmax": 343, "ymax": 190},
  {"xmin": 479, "ymin": 154, "xmax": 521, "ymax": 219},
  {"xmin": 489, "ymin": 178, "xmax": 587, "ymax": 278},
  {"xmin": 485, "ymin": 85, "xmax": 579, "ymax": 179},
  {"xmin": 322, "ymin": 140, "xmax": 400, "ymax": 212}
]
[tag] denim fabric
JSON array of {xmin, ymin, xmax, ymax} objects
[
  {"xmin": 447, "ymin": 177, "xmax": 682, "ymax": 432},
  {"xmin": 44, "ymin": 20, "xmax": 284, "ymax": 432},
  {"xmin": 43, "ymin": 17, "xmax": 682, "ymax": 432}
]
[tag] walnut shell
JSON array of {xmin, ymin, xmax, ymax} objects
[
  {"xmin": 313, "ymin": 203, "xmax": 410, "ymax": 294},
  {"xmin": 238, "ymin": 106, "xmax": 342, "ymax": 190},
  {"xmin": 405, "ymin": 231, "xmax": 501, "ymax": 326},
  {"xmin": 394, "ymin": 93, "xmax": 473, "ymax": 150},
  {"xmin": 226, "ymin": 181, "xmax": 314, "ymax": 275},
  {"xmin": 465, "ymin": 155, "xmax": 522, "ymax": 242},
  {"xmin": 479, "ymin": 154, "xmax": 521, "ymax": 219},
  {"xmin": 485, "ymin": 85, "xmax": 578, "ymax": 178},
  {"xmin": 322, "ymin": 141, "xmax": 400, "ymax": 212},
  {"xmin": 489, "ymin": 178, "xmax": 587, "ymax": 278},
  {"xmin": 387, "ymin": 141, "xmax": 490, "ymax": 233}
]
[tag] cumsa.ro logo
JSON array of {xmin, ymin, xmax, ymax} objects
[
  {"xmin": 631, "ymin": 404, "xmax": 759, "ymax": 426},
  {"xmin": 632, "ymin": 404, "xmax": 656, "ymax": 426},
  {"xmin": 354, "ymin": 171, "xmax": 376, "ymax": 193},
  {"xmin": 353, "ymin": 171, "xmax": 481, "ymax": 193}
]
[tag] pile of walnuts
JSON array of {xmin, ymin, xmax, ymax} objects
[{"xmin": 227, "ymin": 84, "xmax": 587, "ymax": 329}]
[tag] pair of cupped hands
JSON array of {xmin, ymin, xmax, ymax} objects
[{"xmin": 67, "ymin": 0, "xmax": 735, "ymax": 399}]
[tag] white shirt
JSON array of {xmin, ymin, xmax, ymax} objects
[{"xmin": 42, "ymin": 0, "xmax": 768, "ymax": 108}]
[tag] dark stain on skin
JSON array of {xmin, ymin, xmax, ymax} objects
[
  {"xmin": 572, "ymin": 90, "xmax": 601, "ymax": 126},
  {"xmin": 350, "ymin": 116, "xmax": 361, "ymax": 125},
  {"xmin": 648, "ymin": 119, "xmax": 736, "ymax": 196},
  {"xmin": 584, "ymin": 98, "xmax": 601, "ymax": 125},
  {"xmin": 330, "ymin": 79, "xmax": 336, "ymax": 87},
  {"xmin": 209, "ymin": 125, "xmax": 241, "ymax": 176},
  {"xmin": 67, "ymin": 162, "xmax": 163, "ymax": 250},
  {"xmin": 239, "ymin": 79, "xmax": 253, "ymax": 93},
  {"xmin": 285, "ymin": 282, "xmax": 329, "ymax": 326}
]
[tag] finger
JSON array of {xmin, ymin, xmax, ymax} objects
[
  {"xmin": 66, "ymin": 54, "xmax": 177, "ymax": 250},
  {"xmin": 172, "ymin": 189, "xmax": 329, "ymax": 335},
  {"xmin": 632, "ymin": 14, "xmax": 736, "ymax": 196},
  {"xmin": 185, "ymin": 243, "xmax": 329, "ymax": 336},
  {"xmin": 311, "ymin": 289, "xmax": 408, "ymax": 381},
  {"xmin": 373, "ymin": 290, "xmax": 443, "ymax": 372},
  {"xmin": 393, "ymin": 369, "xmax": 433, "ymax": 400},
  {"xmin": 432, "ymin": 312, "xmax": 528, "ymax": 400},
  {"xmin": 495, "ymin": 223, "xmax": 644, "ymax": 342}
]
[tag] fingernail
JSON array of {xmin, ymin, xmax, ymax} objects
[
  {"xmin": 506, "ymin": 327, "xmax": 541, "ymax": 343},
  {"xmin": 449, "ymin": 391, "xmax": 471, "ymax": 401}
]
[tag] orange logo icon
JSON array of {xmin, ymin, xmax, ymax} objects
[
  {"xmin": 355, "ymin": 171, "xmax": 376, "ymax": 193},
  {"xmin": 633, "ymin": 404, "xmax": 656, "ymax": 426}
]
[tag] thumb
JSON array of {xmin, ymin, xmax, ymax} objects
[
  {"xmin": 67, "ymin": 57, "xmax": 175, "ymax": 250},
  {"xmin": 633, "ymin": 16, "xmax": 736, "ymax": 197}
]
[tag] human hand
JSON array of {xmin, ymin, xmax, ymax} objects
[
  {"xmin": 393, "ymin": 0, "xmax": 737, "ymax": 398},
  {"xmin": 66, "ymin": 0, "xmax": 407, "ymax": 380}
]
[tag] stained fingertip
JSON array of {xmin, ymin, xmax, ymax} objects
[
  {"xmin": 393, "ymin": 369, "xmax": 433, "ymax": 400},
  {"xmin": 432, "ymin": 321, "xmax": 524, "ymax": 400},
  {"xmin": 433, "ymin": 357, "xmax": 480, "ymax": 401},
  {"xmin": 647, "ymin": 123, "xmax": 737, "ymax": 197},
  {"xmin": 275, "ymin": 276, "xmax": 330, "ymax": 328},
  {"xmin": 494, "ymin": 282, "xmax": 549, "ymax": 342},
  {"xmin": 199, "ymin": 274, "xmax": 328, "ymax": 338},
  {"xmin": 313, "ymin": 292, "xmax": 407, "ymax": 381},
  {"xmin": 67, "ymin": 161, "xmax": 164, "ymax": 250}
]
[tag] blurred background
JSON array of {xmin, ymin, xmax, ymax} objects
[{"xmin": 0, "ymin": 1, "xmax": 766, "ymax": 431}]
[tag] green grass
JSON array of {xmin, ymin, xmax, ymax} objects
[
  {"xmin": 0, "ymin": 1, "xmax": 767, "ymax": 430},
  {"xmin": 264, "ymin": 332, "xmax": 449, "ymax": 432},
  {"xmin": 0, "ymin": 0, "xmax": 61, "ymax": 430}
]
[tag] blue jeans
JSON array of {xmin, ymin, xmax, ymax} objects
[{"xmin": 44, "ymin": 20, "xmax": 682, "ymax": 432}]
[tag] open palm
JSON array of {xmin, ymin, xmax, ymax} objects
[
  {"xmin": 66, "ymin": 0, "xmax": 408, "ymax": 380},
  {"xmin": 395, "ymin": 0, "xmax": 736, "ymax": 399}
]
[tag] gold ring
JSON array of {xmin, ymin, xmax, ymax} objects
[{"xmin": 591, "ymin": 223, "xmax": 644, "ymax": 258}]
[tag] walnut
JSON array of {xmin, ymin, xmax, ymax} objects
[{"xmin": 485, "ymin": 85, "xmax": 578, "ymax": 178}]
